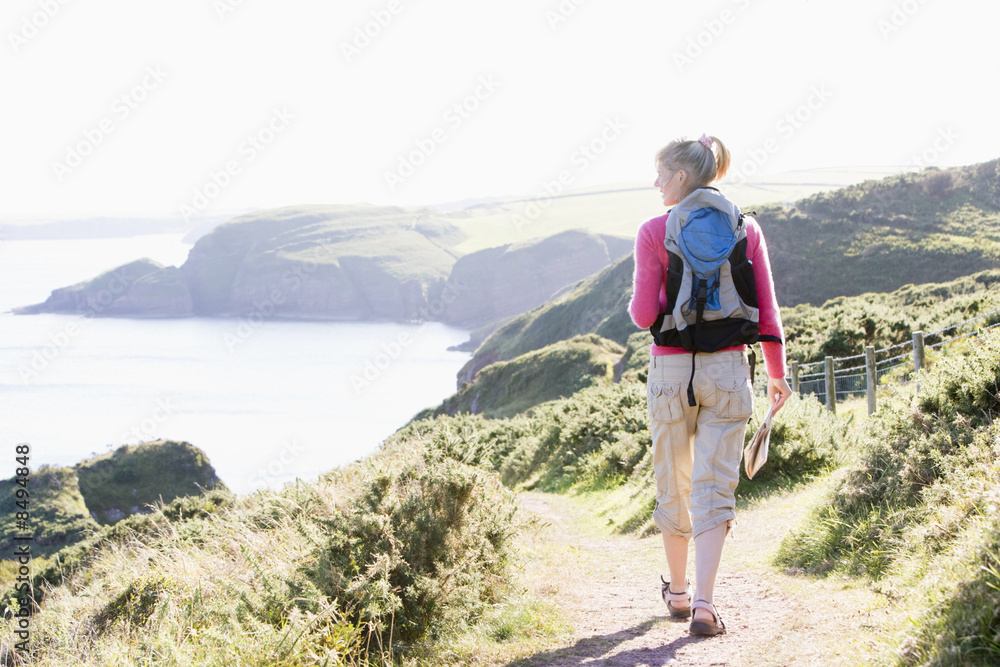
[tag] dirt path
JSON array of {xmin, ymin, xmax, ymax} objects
[{"xmin": 504, "ymin": 484, "xmax": 894, "ymax": 667}]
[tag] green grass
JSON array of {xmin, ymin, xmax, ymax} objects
[
  {"xmin": 776, "ymin": 330, "xmax": 1000, "ymax": 664},
  {"xmin": 762, "ymin": 160, "xmax": 1000, "ymax": 308},
  {"xmin": 457, "ymin": 253, "xmax": 636, "ymax": 383}
]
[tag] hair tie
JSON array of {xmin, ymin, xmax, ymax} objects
[{"xmin": 698, "ymin": 134, "xmax": 714, "ymax": 150}]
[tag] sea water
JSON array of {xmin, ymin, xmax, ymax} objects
[{"xmin": 0, "ymin": 234, "xmax": 471, "ymax": 495}]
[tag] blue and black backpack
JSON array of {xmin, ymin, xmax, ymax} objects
[{"xmin": 649, "ymin": 187, "xmax": 781, "ymax": 405}]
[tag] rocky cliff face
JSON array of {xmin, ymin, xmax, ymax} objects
[
  {"xmin": 13, "ymin": 258, "xmax": 192, "ymax": 317},
  {"xmin": 105, "ymin": 266, "xmax": 194, "ymax": 317}
]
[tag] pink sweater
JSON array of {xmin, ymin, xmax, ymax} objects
[{"xmin": 628, "ymin": 212, "xmax": 787, "ymax": 379}]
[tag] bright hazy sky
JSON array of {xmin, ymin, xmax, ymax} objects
[{"xmin": 3, "ymin": 0, "xmax": 998, "ymax": 220}]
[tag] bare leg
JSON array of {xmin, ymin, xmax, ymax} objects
[
  {"xmin": 662, "ymin": 533, "xmax": 689, "ymax": 590},
  {"xmin": 692, "ymin": 522, "xmax": 727, "ymax": 622}
]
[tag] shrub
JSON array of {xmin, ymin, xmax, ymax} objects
[{"xmin": 304, "ymin": 448, "xmax": 518, "ymax": 644}]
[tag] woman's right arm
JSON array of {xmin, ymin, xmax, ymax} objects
[{"xmin": 629, "ymin": 223, "xmax": 664, "ymax": 329}]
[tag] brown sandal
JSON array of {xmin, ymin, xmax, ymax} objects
[
  {"xmin": 689, "ymin": 599, "xmax": 726, "ymax": 636},
  {"xmin": 660, "ymin": 577, "xmax": 691, "ymax": 619}
]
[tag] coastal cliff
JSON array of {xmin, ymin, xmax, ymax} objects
[{"xmin": 15, "ymin": 204, "xmax": 634, "ymax": 328}]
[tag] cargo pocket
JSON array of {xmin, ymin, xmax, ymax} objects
[
  {"xmin": 648, "ymin": 383, "xmax": 684, "ymax": 423},
  {"xmin": 713, "ymin": 376, "xmax": 753, "ymax": 421}
]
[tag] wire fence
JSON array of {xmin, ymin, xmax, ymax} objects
[{"xmin": 758, "ymin": 307, "xmax": 1000, "ymax": 414}]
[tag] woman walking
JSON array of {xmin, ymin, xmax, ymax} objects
[{"xmin": 628, "ymin": 134, "xmax": 791, "ymax": 636}]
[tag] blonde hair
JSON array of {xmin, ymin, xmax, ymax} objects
[{"xmin": 655, "ymin": 135, "xmax": 731, "ymax": 195}]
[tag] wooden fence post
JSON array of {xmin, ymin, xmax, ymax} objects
[
  {"xmin": 825, "ymin": 356, "xmax": 836, "ymax": 413},
  {"xmin": 791, "ymin": 360, "xmax": 800, "ymax": 394},
  {"xmin": 913, "ymin": 331, "xmax": 925, "ymax": 393},
  {"xmin": 865, "ymin": 346, "xmax": 877, "ymax": 415}
]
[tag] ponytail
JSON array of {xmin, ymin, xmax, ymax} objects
[{"xmin": 655, "ymin": 134, "xmax": 731, "ymax": 192}]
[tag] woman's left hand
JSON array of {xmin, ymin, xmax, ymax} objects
[{"xmin": 767, "ymin": 376, "xmax": 792, "ymax": 415}]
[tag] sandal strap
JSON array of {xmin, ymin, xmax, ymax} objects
[
  {"xmin": 660, "ymin": 577, "xmax": 691, "ymax": 601},
  {"xmin": 691, "ymin": 599, "xmax": 720, "ymax": 621}
]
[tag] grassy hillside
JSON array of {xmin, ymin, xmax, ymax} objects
[
  {"xmin": 0, "ymin": 441, "xmax": 224, "ymax": 562},
  {"xmin": 13, "ymin": 258, "xmax": 168, "ymax": 315},
  {"xmin": 782, "ymin": 269, "xmax": 1000, "ymax": 362},
  {"xmin": 181, "ymin": 204, "xmax": 463, "ymax": 318},
  {"xmin": 431, "ymin": 334, "xmax": 624, "ymax": 419},
  {"xmin": 400, "ymin": 376, "xmax": 850, "ymax": 534},
  {"xmin": 761, "ymin": 159, "xmax": 1000, "ymax": 307},
  {"xmin": 777, "ymin": 331, "xmax": 1000, "ymax": 665}
]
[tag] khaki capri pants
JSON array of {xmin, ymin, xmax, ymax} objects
[{"xmin": 647, "ymin": 349, "xmax": 752, "ymax": 539}]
